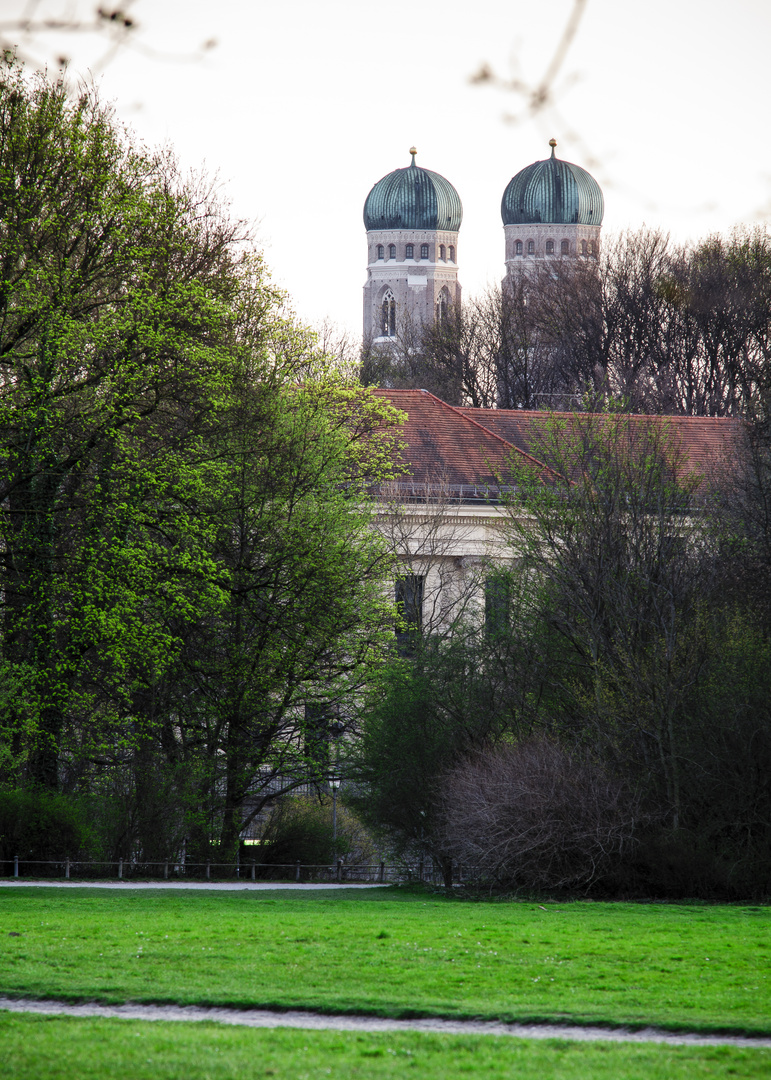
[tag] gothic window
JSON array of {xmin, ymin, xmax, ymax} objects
[
  {"xmin": 388, "ymin": 244, "xmax": 396, "ymax": 259},
  {"xmin": 581, "ymin": 239, "xmax": 587, "ymax": 256},
  {"xmin": 546, "ymin": 240, "xmax": 554, "ymax": 254},
  {"xmin": 406, "ymin": 243, "xmax": 414, "ymax": 259},
  {"xmin": 527, "ymin": 240, "xmax": 535, "ymax": 254},
  {"xmin": 436, "ymin": 286, "xmax": 450, "ymax": 325},
  {"xmin": 561, "ymin": 239, "xmax": 570, "ymax": 255},
  {"xmin": 589, "ymin": 241, "xmax": 596, "ymax": 257},
  {"xmin": 449, "ymin": 245, "xmax": 455, "ymax": 262},
  {"xmin": 515, "ymin": 240, "xmax": 523, "ymax": 255},
  {"xmin": 439, "ymin": 244, "xmax": 446, "ymax": 260},
  {"xmin": 420, "ymin": 243, "xmax": 429, "ymax": 259},
  {"xmin": 377, "ymin": 244, "xmax": 384, "ymax": 260},
  {"xmin": 381, "ymin": 289, "xmax": 396, "ymax": 337}
]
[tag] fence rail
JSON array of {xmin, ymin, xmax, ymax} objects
[{"xmin": 0, "ymin": 856, "xmax": 468, "ymax": 885}]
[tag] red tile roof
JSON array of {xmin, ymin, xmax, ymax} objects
[
  {"xmin": 458, "ymin": 407, "xmax": 742, "ymax": 484},
  {"xmin": 372, "ymin": 389, "xmax": 552, "ymax": 492},
  {"xmin": 373, "ymin": 389, "xmax": 743, "ymax": 493}
]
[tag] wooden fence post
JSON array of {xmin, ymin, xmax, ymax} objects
[
  {"xmin": 65, "ymin": 858, "xmax": 70, "ymax": 880},
  {"xmin": 295, "ymin": 861, "xmax": 300, "ymax": 882},
  {"xmin": 13, "ymin": 855, "xmax": 18, "ymax": 878},
  {"xmin": 118, "ymin": 858, "xmax": 123, "ymax": 880}
]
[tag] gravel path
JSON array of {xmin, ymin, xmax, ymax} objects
[
  {"xmin": 1, "ymin": 997, "xmax": 769, "ymax": 1048},
  {"xmin": 0, "ymin": 881, "xmax": 389, "ymax": 890}
]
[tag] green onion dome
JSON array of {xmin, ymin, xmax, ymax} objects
[
  {"xmin": 501, "ymin": 140, "xmax": 603, "ymax": 226},
  {"xmin": 364, "ymin": 148, "xmax": 463, "ymax": 232}
]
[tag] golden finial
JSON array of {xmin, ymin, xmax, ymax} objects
[
  {"xmin": 549, "ymin": 138, "xmax": 557, "ymax": 157},
  {"xmin": 410, "ymin": 146, "xmax": 417, "ymax": 164}
]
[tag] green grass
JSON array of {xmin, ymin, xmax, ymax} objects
[
  {"xmin": 2, "ymin": 1015, "xmax": 771, "ymax": 1080},
  {"xmin": 0, "ymin": 887, "xmax": 768, "ymax": 1035}
]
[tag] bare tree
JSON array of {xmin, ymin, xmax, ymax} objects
[{"xmin": 440, "ymin": 739, "xmax": 645, "ymax": 890}]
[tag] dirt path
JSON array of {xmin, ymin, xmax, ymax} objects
[
  {"xmin": 0, "ymin": 881, "xmax": 389, "ymax": 890},
  {"xmin": 1, "ymin": 997, "xmax": 769, "ymax": 1048}
]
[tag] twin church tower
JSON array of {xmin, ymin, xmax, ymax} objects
[{"xmin": 362, "ymin": 141, "xmax": 604, "ymax": 343}]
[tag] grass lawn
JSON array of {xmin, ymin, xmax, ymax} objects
[
  {"xmin": 2, "ymin": 1015, "xmax": 771, "ymax": 1080},
  {"xmin": 0, "ymin": 886, "xmax": 768, "ymax": 1036}
]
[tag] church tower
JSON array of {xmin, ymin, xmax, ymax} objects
[
  {"xmin": 501, "ymin": 139, "xmax": 603, "ymax": 284},
  {"xmin": 363, "ymin": 148, "xmax": 462, "ymax": 343}
]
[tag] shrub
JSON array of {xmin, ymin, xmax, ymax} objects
[
  {"xmin": 257, "ymin": 794, "xmax": 379, "ymax": 867},
  {"xmin": 439, "ymin": 739, "xmax": 644, "ymax": 891},
  {"xmin": 0, "ymin": 788, "xmax": 92, "ymax": 863}
]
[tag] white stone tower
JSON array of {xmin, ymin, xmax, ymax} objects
[{"xmin": 363, "ymin": 148, "xmax": 462, "ymax": 343}]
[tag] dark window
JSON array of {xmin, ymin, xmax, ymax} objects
[
  {"xmin": 515, "ymin": 240, "xmax": 523, "ymax": 255},
  {"xmin": 581, "ymin": 239, "xmax": 587, "ymax": 256},
  {"xmin": 395, "ymin": 574, "xmax": 424, "ymax": 654},
  {"xmin": 561, "ymin": 239, "xmax": 570, "ymax": 255},
  {"xmin": 377, "ymin": 244, "xmax": 384, "ymax": 260},
  {"xmin": 527, "ymin": 240, "xmax": 535, "ymax": 254},
  {"xmin": 405, "ymin": 243, "xmax": 414, "ymax": 259},
  {"xmin": 546, "ymin": 240, "xmax": 554, "ymax": 254},
  {"xmin": 436, "ymin": 287, "xmax": 449, "ymax": 325},
  {"xmin": 388, "ymin": 244, "xmax": 396, "ymax": 259},
  {"xmin": 449, "ymin": 245, "xmax": 455, "ymax": 262},
  {"xmin": 484, "ymin": 573, "xmax": 512, "ymax": 638},
  {"xmin": 439, "ymin": 244, "xmax": 446, "ymax": 260},
  {"xmin": 589, "ymin": 240, "xmax": 596, "ymax": 256},
  {"xmin": 420, "ymin": 243, "xmax": 429, "ymax": 259}
]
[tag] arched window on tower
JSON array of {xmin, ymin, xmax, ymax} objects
[
  {"xmin": 381, "ymin": 289, "xmax": 396, "ymax": 338},
  {"xmin": 515, "ymin": 240, "xmax": 523, "ymax": 256},
  {"xmin": 377, "ymin": 244, "xmax": 384, "ymax": 260},
  {"xmin": 420, "ymin": 243, "xmax": 429, "ymax": 259},
  {"xmin": 581, "ymin": 240, "xmax": 587, "ymax": 256},
  {"xmin": 546, "ymin": 240, "xmax": 554, "ymax": 255},
  {"xmin": 449, "ymin": 245, "xmax": 455, "ymax": 262},
  {"xmin": 435, "ymin": 286, "xmax": 450, "ymax": 325},
  {"xmin": 527, "ymin": 240, "xmax": 535, "ymax": 254},
  {"xmin": 589, "ymin": 241, "xmax": 596, "ymax": 257},
  {"xmin": 439, "ymin": 244, "xmax": 446, "ymax": 260},
  {"xmin": 561, "ymin": 239, "xmax": 570, "ymax": 255},
  {"xmin": 405, "ymin": 243, "xmax": 414, "ymax": 259},
  {"xmin": 388, "ymin": 244, "xmax": 396, "ymax": 259}
]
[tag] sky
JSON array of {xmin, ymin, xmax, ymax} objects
[{"xmin": 4, "ymin": 0, "xmax": 771, "ymax": 339}]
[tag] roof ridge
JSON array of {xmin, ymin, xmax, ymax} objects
[{"xmin": 417, "ymin": 390, "xmax": 559, "ymax": 478}]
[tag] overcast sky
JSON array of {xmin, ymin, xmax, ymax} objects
[{"xmin": 5, "ymin": 0, "xmax": 771, "ymax": 338}]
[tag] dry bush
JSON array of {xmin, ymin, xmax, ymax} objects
[{"xmin": 439, "ymin": 739, "xmax": 643, "ymax": 891}]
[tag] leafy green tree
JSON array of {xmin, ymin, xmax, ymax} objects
[{"xmin": 0, "ymin": 58, "xmax": 250, "ymax": 788}]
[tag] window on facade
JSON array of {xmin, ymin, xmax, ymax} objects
[
  {"xmin": 484, "ymin": 573, "xmax": 512, "ymax": 638},
  {"xmin": 546, "ymin": 240, "xmax": 554, "ymax": 254},
  {"xmin": 515, "ymin": 240, "xmax": 523, "ymax": 255},
  {"xmin": 581, "ymin": 240, "xmax": 587, "ymax": 256},
  {"xmin": 405, "ymin": 243, "xmax": 414, "ymax": 259},
  {"xmin": 439, "ymin": 244, "xmax": 446, "ymax": 260},
  {"xmin": 381, "ymin": 289, "xmax": 396, "ymax": 338},
  {"xmin": 527, "ymin": 240, "xmax": 535, "ymax": 254},
  {"xmin": 388, "ymin": 244, "xmax": 396, "ymax": 259},
  {"xmin": 435, "ymin": 286, "xmax": 450, "ymax": 325},
  {"xmin": 449, "ymin": 245, "xmax": 455, "ymax": 262},
  {"xmin": 561, "ymin": 239, "xmax": 570, "ymax": 255},
  {"xmin": 395, "ymin": 574, "xmax": 424, "ymax": 654},
  {"xmin": 377, "ymin": 244, "xmax": 384, "ymax": 260},
  {"xmin": 420, "ymin": 243, "xmax": 429, "ymax": 259},
  {"xmin": 589, "ymin": 241, "xmax": 596, "ymax": 256}
]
